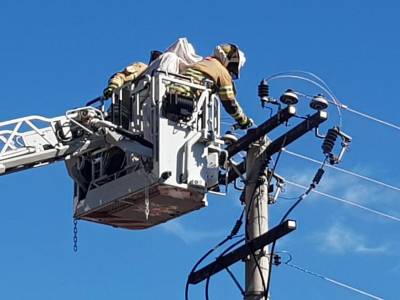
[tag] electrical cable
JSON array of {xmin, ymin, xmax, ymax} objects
[
  {"xmin": 237, "ymin": 160, "xmax": 268, "ymax": 296},
  {"xmin": 206, "ymin": 69, "xmax": 375, "ymax": 297},
  {"xmin": 278, "ymin": 196, "xmax": 302, "ymax": 200},
  {"xmin": 267, "ymin": 70, "xmax": 341, "ymax": 102},
  {"xmin": 285, "ymin": 179, "xmax": 400, "ymax": 223},
  {"xmin": 259, "ymin": 70, "xmax": 393, "ymax": 299},
  {"xmin": 340, "ymin": 103, "xmax": 400, "ymax": 132},
  {"xmin": 256, "ymin": 184, "xmax": 263, "ymax": 241},
  {"xmin": 283, "ymin": 149, "xmax": 400, "ymax": 193},
  {"xmin": 185, "ymin": 208, "xmax": 245, "ymax": 300},
  {"xmin": 204, "ymin": 189, "xmax": 266, "ymax": 299},
  {"xmin": 292, "ymin": 81, "xmax": 400, "ymax": 132},
  {"xmin": 267, "ymin": 75, "xmax": 338, "ymax": 103},
  {"xmin": 283, "ymin": 261, "xmax": 384, "ymax": 300},
  {"xmin": 273, "ymin": 250, "xmax": 384, "ymax": 299},
  {"xmin": 265, "ymin": 72, "xmax": 343, "ymax": 127},
  {"xmin": 204, "ymin": 237, "xmax": 245, "ymax": 300},
  {"xmin": 265, "ymin": 159, "xmax": 327, "ymax": 299},
  {"xmin": 225, "ymin": 266, "xmax": 245, "ymax": 296},
  {"xmin": 230, "ymin": 138, "xmax": 286, "ymax": 299}
]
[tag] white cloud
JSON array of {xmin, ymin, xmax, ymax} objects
[
  {"xmin": 281, "ymin": 162, "xmax": 400, "ymax": 208},
  {"xmin": 315, "ymin": 222, "xmax": 389, "ymax": 255},
  {"xmin": 160, "ymin": 219, "xmax": 225, "ymax": 244}
]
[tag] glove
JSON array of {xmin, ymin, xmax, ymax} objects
[
  {"xmin": 103, "ymin": 86, "xmax": 116, "ymax": 99},
  {"xmin": 238, "ymin": 117, "xmax": 253, "ymax": 130}
]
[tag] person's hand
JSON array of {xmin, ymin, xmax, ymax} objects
[{"xmin": 103, "ymin": 86, "xmax": 115, "ymax": 99}]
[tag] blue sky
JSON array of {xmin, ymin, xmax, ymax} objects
[{"xmin": 1, "ymin": 0, "xmax": 399, "ymax": 299}]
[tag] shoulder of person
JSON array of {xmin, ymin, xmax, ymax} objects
[{"xmin": 125, "ymin": 62, "xmax": 147, "ymax": 72}]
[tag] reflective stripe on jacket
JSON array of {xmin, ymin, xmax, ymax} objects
[{"xmin": 169, "ymin": 57, "xmax": 248, "ymax": 125}]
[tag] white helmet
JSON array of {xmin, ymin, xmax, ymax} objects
[{"xmin": 213, "ymin": 43, "xmax": 246, "ymax": 80}]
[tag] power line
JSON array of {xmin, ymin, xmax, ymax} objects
[
  {"xmin": 295, "ymin": 92, "xmax": 400, "ymax": 132},
  {"xmin": 284, "ymin": 261, "xmax": 384, "ymax": 300},
  {"xmin": 265, "ymin": 70, "xmax": 400, "ymax": 134},
  {"xmin": 283, "ymin": 149, "xmax": 400, "ymax": 193},
  {"xmin": 337, "ymin": 103, "xmax": 400, "ymax": 132},
  {"xmin": 266, "ymin": 73, "xmax": 343, "ymax": 127},
  {"xmin": 268, "ymin": 70, "xmax": 400, "ymax": 131},
  {"xmin": 285, "ymin": 180, "xmax": 400, "ymax": 223}
]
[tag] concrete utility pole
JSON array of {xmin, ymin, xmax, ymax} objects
[
  {"xmin": 245, "ymin": 138, "xmax": 270, "ymax": 300},
  {"xmin": 187, "ymin": 109, "xmax": 326, "ymax": 298}
]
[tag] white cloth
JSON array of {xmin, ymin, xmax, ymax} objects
[
  {"xmin": 165, "ymin": 37, "xmax": 203, "ymax": 67},
  {"xmin": 144, "ymin": 37, "xmax": 203, "ymax": 75}
]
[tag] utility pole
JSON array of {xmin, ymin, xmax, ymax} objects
[
  {"xmin": 187, "ymin": 108, "xmax": 327, "ymax": 299},
  {"xmin": 245, "ymin": 137, "xmax": 270, "ymax": 300}
]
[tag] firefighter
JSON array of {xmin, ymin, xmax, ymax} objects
[{"xmin": 169, "ymin": 43, "xmax": 253, "ymax": 129}]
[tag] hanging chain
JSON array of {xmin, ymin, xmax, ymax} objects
[
  {"xmin": 73, "ymin": 219, "xmax": 78, "ymax": 252},
  {"xmin": 140, "ymin": 158, "xmax": 152, "ymax": 221}
]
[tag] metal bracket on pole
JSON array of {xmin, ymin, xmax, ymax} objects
[
  {"xmin": 187, "ymin": 220, "xmax": 297, "ymax": 285},
  {"xmin": 263, "ymin": 110, "xmax": 327, "ymax": 157},
  {"xmin": 220, "ymin": 110, "xmax": 328, "ymax": 185},
  {"xmin": 226, "ymin": 105, "xmax": 296, "ymax": 158}
]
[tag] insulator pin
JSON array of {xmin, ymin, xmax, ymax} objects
[
  {"xmin": 280, "ymin": 89, "xmax": 299, "ymax": 105},
  {"xmin": 258, "ymin": 80, "xmax": 269, "ymax": 99},
  {"xmin": 258, "ymin": 80, "xmax": 270, "ymax": 107},
  {"xmin": 310, "ymin": 94, "xmax": 329, "ymax": 110},
  {"xmin": 322, "ymin": 128, "xmax": 338, "ymax": 155}
]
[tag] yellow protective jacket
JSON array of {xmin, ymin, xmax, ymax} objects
[
  {"xmin": 170, "ymin": 57, "xmax": 249, "ymax": 126},
  {"xmin": 107, "ymin": 62, "xmax": 148, "ymax": 90}
]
